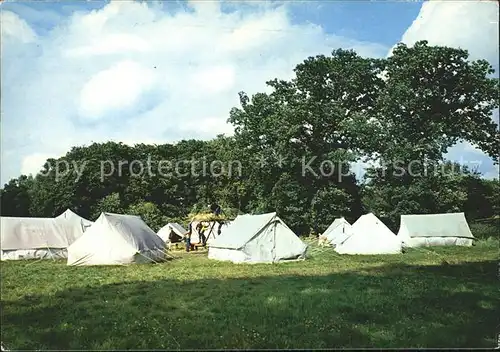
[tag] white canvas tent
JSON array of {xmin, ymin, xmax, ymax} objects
[
  {"xmin": 208, "ymin": 212, "xmax": 307, "ymax": 263},
  {"xmin": 0, "ymin": 217, "xmax": 81, "ymax": 260},
  {"xmin": 319, "ymin": 217, "xmax": 353, "ymax": 247},
  {"xmin": 157, "ymin": 222, "xmax": 187, "ymax": 249},
  {"xmin": 157, "ymin": 222, "xmax": 186, "ymax": 242},
  {"xmin": 67, "ymin": 212, "xmax": 166, "ymax": 266},
  {"xmin": 0, "ymin": 209, "xmax": 92, "ymax": 261},
  {"xmin": 397, "ymin": 212, "xmax": 475, "ymax": 247},
  {"xmin": 334, "ymin": 213, "xmax": 402, "ymax": 255}
]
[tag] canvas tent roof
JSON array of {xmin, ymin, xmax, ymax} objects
[
  {"xmin": 210, "ymin": 212, "xmax": 281, "ymax": 249},
  {"xmin": 398, "ymin": 212, "xmax": 474, "ymax": 239},
  {"xmin": 335, "ymin": 213, "xmax": 401, "ymax": 255},
  {"xmin": 323, "ymin": 218, "xmax": 346, "ymax": 237},
  {"xmin": 56, "ymin": 209, "xmax": 93, "ymax": 227},
  {"xmin": 1, "ymin": 217, "xmax": 77, "ymax": 250},
  {"xmin": 67, "ymin": 212, "xmax": 166, "ymax": 266},
  {"xmin": 157, "ymin": 223, "xmax": 186, "ymax": 242},
  {"xmin": 168, "ymin": 223, "xmax": 187, "ymax": 236},
  {"xmin": 322, "ymin": 217, "xmax": 353, "ymax": 244}
]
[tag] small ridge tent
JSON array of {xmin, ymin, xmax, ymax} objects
[
  {"xmin": 397, "ymin": 212, "xmax": 475, "ymax": 247},
  {"xmin": 157, "ymin": 223, "xmax": 187, "ymax": 243},
  {"xmin": 208, "ymin": 212, "xmax": 307, "ymax": 263},
  {"xmin": 0, "ymin": 217, "xmax": 79, "ymax": 260},
  {"xmin": 320, "ymin": 217, "xmax": 353, "ymax": 247},
  {"xmin": 334, "ymin": 213, "xmax": 402, "ymax": 255},
  {"xmin": 67, "ymin": 212, "xmax": 166, "ymax": 266}
]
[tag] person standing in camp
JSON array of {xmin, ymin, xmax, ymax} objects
[
  {"xmin": 209, "ymin": 202, "xmax": 222, "ymax": 216},
  {"xmin": 209, "ymin": 202, "xmax": 225, "ymax": 237},
  {"xmin": 184, "ymin": 229, "xmax": 191, "ymax": 252},
  {"xmin": 195, "ymin": 222, "xmax": 207, "ymax": 246}
]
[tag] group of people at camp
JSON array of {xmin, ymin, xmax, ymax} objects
[{"xmin": 168, "ymin": 203, "xmax": 224, "ymax": 252}]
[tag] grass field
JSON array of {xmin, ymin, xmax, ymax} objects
[{"xmin": 1, "ymin": 238, "xmax": 499, "ymax": 349}]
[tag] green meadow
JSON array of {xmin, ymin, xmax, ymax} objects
[{"xmin": 1, "ymin": 237, "xmax": 498, "ymax": 350}]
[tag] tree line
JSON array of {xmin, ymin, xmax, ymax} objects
[{"xmin": 1, "ymin": 41, "xmax": 499, "ymax": 234}]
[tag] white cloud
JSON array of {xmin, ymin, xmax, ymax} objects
[
  {"xmin": 65, "ymin": 33, "xmax": 150, "ymax": 58},
  {"xmin": 1, "ymin": 1, "xmax": 388, "ymax": 183},
  {"xmin": 190, "ymin": 65, "xmax": 236, "ymax": 95},
  {"xmin": 400, "ymin": 0, "xmax": 499, "ymax": 64},
  {"xmin": 395, "ymin": 0, "xmax": 499, "ymax": 173},
  {"xmin": 21, "ymin": 153, "xmax": 55, "ymax": 176},
  {"xmin": 79, "ymin": 60, "xmax": 156, "ymax": 120},
  {"xmin": 0, "ymin": 10, "xmax": 37, "ymax": 43}
]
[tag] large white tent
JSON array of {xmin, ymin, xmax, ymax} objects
[
  {"xmin": 67, "ymin": 212, "xmax": 166, "ymax": 266},
  {"xmin": 319, "ymin": 217, "xmax": 353, "ymax": 247},
  {"xmin": 0, "ymin": 217, "xmax": 80, "ymax": 260},
  {"xmin": 334, "ymin": 213, "xmax": 402, "ymax": 255},
  {"xmin": 397, "ymin": 212, "xmax": 475, "ymax": 247},
  {"xmin": 208, "ymin": 212, "xmax": 307, "ymax": 263}
]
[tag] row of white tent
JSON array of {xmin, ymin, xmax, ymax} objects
[
  {"xmin": 1, "ymin": 209, "xmax": 476, "ymax": 265},
  {"xmin": 1, "ymin": 210, "xmax": 307, "ymax": 265},
  {"xmin": 0, "ymin": 211, "xmax": 169, "ymax": 265},
  {"xmin": 319, "ymin": 212, "xmax": 475, "ymax": 254},
  {"xmin": 74, "ymin": 212, "xmax": 307, "ymax": 265}
]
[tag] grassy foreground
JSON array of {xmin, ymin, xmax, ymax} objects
[{"xmin": 1, "ymin": 239, "xmax": 499, "ymax": 349}]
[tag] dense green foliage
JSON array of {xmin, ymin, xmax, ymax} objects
[
  {"xmin": 1, "ymin": 239, "xmax": 498, "ymax": 349},
  {"xmin": 1, "ymin": 41, "xmax": 499, "ymax": 233}
]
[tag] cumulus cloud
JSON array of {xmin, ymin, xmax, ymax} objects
[
  {"xmin": 400, "ymin": 0, "xmax": 499, "ymax": 64},
  {"xmin": 396, "ymin": 0, "xmax": 499, "ymax": 179},
  {"xmin": 79, "ymin": 60, "xmax": 157, "ymax": 120},
  {"xmin": 1, "ymin": 10, "xmax": 37, "ymax": 43},
  {"xmin": 1, "ymin": 1, "xmax": 389, "ymax": 183},
  {"xmin": 20, "ymin": 153, "xmax": 53, "ymax": 176}
]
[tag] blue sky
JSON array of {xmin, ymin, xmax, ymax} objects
[
  {"xmin": 3, "ymin": 1, "xmax": 423, "ymax": 46},
  {"xmin": 1, "ymin": 0, "xmax": 498, "ymax": 183},
  {"xmin": 290, "ymin": 1, "xmax": 423, "ymax": 45}
]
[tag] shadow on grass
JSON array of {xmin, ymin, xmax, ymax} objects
[{"xmin": 2, "ymin": 260, "xmax": 499, "ymax": 349}]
